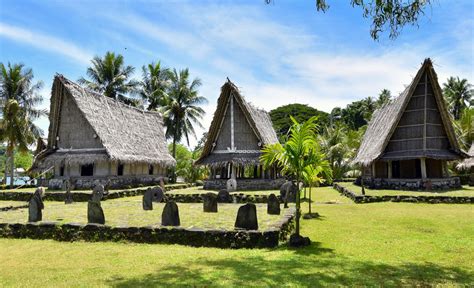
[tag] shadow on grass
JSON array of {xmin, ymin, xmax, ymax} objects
[{"xmin": 107, "ymin": 247, "xmax": 473, "ymax": 287}]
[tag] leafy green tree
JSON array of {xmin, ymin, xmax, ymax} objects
[
  {"xmin": 162, "ymin": 68, "xmax": 207, "ymax": 181},
  {"xmin": 443, "ymin": 77, "xmax": 473, "ymax": 120},
  {"xmin": 376, "ymin": 89, "xmax": 392, "ymax": 108},
  {"xmin": 453, "ymin": 107, "xmax": 474, "ymax": 151},
  {"xmin": 0, "ymin": 63, "xmax": 45, "ymax": 188},
  {"xmin": 266, "ymin": 0, "xmax": 432, "ymax": 40},
  {"xmin": 261, "ymin": 116, "xmax": 323, "ymax": 244},
  {"xmin": 303, "ymin": 161, "xmax": 332, "ymax": 217},
  {"xmin": 78, "ymin": 51, "xmax": 139, "ymax": 106},
  {"xmin": 140, "ymin": 61, "xmax": 170, "ymax": 111},
  {"xmin": 168, "ymin": 143, "xmax": 192, "ymax": 181},
  {"xmin": 269, "ymin": 104, "xmax": 329, "ymax": 141}
]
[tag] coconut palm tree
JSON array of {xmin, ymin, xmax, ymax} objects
[
  {"xmin": 161, "ymin": 68, "xmax": 207, "ymax": 181},
  {"xmin": 78, "ymin": 51, "xmax": 139, "ymax": 105},
  {"xmin": 0, "ymin": 63, "xmax": 45, "ymax": 188},
  {"xmin": 453, "ymin": 107, "xmax": 474, "ymax": 151},
  {"xmin": 443, "ymin": 77, "xmax": 473, "ymax": 120},
  {"xmin": 261, "ymin": 116, "xmax": 323, "ymax": 245},
  {"xmin": 140, "ymin": 61, "xmax": 170, "ymax": 111}
]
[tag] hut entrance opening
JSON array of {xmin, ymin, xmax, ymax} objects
[{"xmin": 81, "ymin": 164, "xmax": 94, "ymax": 176}]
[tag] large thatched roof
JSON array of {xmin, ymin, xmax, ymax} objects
[
  {"xmin": 353, "ymin": 58, "xmax": 466, "ymax": 166},
  {"xmin": 195, "ymin": 79, "xmax": 279, "ymax": 166},
  {"xmin": 33, "ymin": 75, "xmax": 175, "ymax": 169},
  {"xmin": 457, "ymin": 143, "xmax": 474, "ymax": 169}
]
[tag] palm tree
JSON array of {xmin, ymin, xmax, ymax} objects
[
  {"xmin": 0, "ymin": 63, "xmax": 45, "ymax": 188},
  {"xmin": 376, "ymin": 89, "xmax": 391, "ymax": 108},
  {"xmin": 78, "ymin": 51, "xmax": 139, "ymax": 105},
  {"xmin": 453, "ymin": 107, "xmax": 474, "ymax": 151},
  {"xmin": 443, "ymin": 77, "xmax": 473, "ymax": 120},
  {"xmin": 161, "ymin": 68, "xmax": 207, "ymax": 181},
  {"xmin": 261, "ymin": 116, "xmax": 323, "ymax": 245},
  {"xmin": 139, "ymin": 61, "xmax": 170, "ymax": 111},
  {"xmin": 302, "ymin": 157, "xmax": 332, "ymax": 218}
]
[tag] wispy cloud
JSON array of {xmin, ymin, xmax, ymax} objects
[{"xmin": 0, "ymin": 22, "xmax": 92, "ymax": 65}]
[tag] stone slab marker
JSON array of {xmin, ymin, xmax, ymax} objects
[
  {"xmin": 267, "ymin": 193, "xmax": 280, "ymax": 215},
  {"xmin": 142, "ymin": 189, "xmax": 154, "ymax": 210},
  {"xmin": 88, "ymin": 184, "xmax": 105, "ymax": 224},
  {"xmin": 151, "ymin": 187, "xmax": 164, "ymax": 203},
  {"xmin": 217, "ymin": 189, "xmax": 232, "ymax": 203},
  {"xmin": 235, "ymin": 203, "xmax": 258, "ymax": 230},
  {"xmin": 203, "ymin": 193, "xmax": 218, "ymax": 213},
  {"xmin": 162, "ymin": 201, "xmax": 180, "ymax": 226},
  {"xmin": 63, "ymin": 179, "xmax": 73, "ymax": 204},
  {"xmin": 28, "ymin": 187, "xmax": 44, "ymax": 222}
]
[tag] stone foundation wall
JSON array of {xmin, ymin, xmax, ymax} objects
[
  {"xmin": 204, "ymin": 178, "xmax": 286, "ymax": 191},
  {"xmin": 333, "ymin": 183, "xmax": 473, "ymax": 204},
  {"xmin": 0, "ymin": 208, "xmax": 296, "ymax": 249},
  {"xmin": 48, "ymin": 175, "xmax": 166, "ymax": 190},
  {"xmin": 355, "ymin": 177, "xmax": 462, "ymax": 191}
]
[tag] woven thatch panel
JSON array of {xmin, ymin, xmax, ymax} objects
[
  {"xmin": 374, "ymin": 161, "xmax": 388, "ymax": 178},
  {"xmin": 353, "ymin": 59, "xmax": 466, "ymax": 166},
  {"xmin": 215, "ymin": 107, "xmax": 232, "ymax": 151},
  {"xmin": 234, "ymin": 100, "xmax": 260, "ymax": 150},
  {"xmin": 57, "ymin": 86, "xmax": 103, "ymax": 149}
]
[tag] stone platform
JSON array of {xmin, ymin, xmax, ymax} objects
[
  {"xmin": 356, "ymin": 177, "xmax": 461, "ymax": 191},
  {"xmin": 203, "ymin": 178, "xmax": 285, "ymax": 191}
]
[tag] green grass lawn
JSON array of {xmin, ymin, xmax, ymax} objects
[
  {"xmin": 0, "ymin": 197, "xmax": 287, "ymax": 230},
  {"xmin": 339, "ymin": 182, "xmax": 474, "ymax": 197},
  {"xmin": 0, "ymin": 187, "xmax": 472, "ymax": 287}
]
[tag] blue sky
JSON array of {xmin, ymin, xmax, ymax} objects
[{"xmin": 1, "ymin": 0, "xmax": 473, "ymax": 148}]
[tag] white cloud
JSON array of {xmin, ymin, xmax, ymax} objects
[{"xmin": 0, "ymin": 22, "xmax": 92, "ymax": 65}]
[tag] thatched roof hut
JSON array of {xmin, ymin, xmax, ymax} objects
[
  {"xmin": 353, "ymin": 59, "xmax": 467, "ymax": 190},
  {"xmin": 32, "ymin": 75, "xmax": 175, "ymax": 189},
  {"xmin": 195, "ymin": 79, "xmax": 279, "ymax": 167},
  {"xmin": 195, "ymin": 79, "xmax": 282, "ymax": 190},
  {"xmin": 457, "ymin": 143, "xmax": 474, "ymax": 170}
]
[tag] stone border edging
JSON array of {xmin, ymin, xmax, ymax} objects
[
  {"xmin": 0, "ymin": 205, "xmax": 29, "ymax": 212},
  {"xmin": 0, "ymin": 208, "xmax": 296, "ymax": 249},
  {"xmin": 333, "ymin": 183, "xmax": 473, "ymax": 204},
  {"xmin": 0, "ymin": 184, "xmax": 193, "ymax": 202}
]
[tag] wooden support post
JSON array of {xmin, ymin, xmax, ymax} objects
[
  {"xmin": 387, "ymin": 161, "xmax": 392, "ymax": 179},
  {"xmin": 371, "ymin": 163, "xmax": 376, "ymax": 178},
  {"xmin": 253, "ymin": 165, "xmax": 258, "ymax": 178},
  {"xmin": 420, "ymin": 158, "xmax": 427, "ymax": 179}
]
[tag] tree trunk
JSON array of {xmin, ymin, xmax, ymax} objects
[
  {"xmin": 308, "ymin": 185, "xmax": 312, "ymax": 214},
  {"xmin": 2, "ymin": 155, "xmax": 7, "ymax": 185},
  {"xmin": 9, "ymin": 148, "xmax": 15, "ymax": 189},
  {"xmin": 172, "ymin": 136, "xmax": 177, "ymax": 183},
  {"xmin": 295, "ymin": 171, "xmax": 301, "ymax": 236}
]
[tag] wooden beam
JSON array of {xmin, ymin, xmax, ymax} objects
[
  {"xmin": 388, "ymin": 161, "xmax": 392, "ymax": 179},
  {"xmin": 421, "ymin": 158, "xmax": 427, "ymax": 179}
]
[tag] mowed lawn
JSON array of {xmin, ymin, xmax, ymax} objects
[
  {"xmin": 0, "ymin": 187, "xmax": 473, "ymax": 287},
  {"xmin": 338, "ymin": 182, "xmax": 474, "ymax": 197}
]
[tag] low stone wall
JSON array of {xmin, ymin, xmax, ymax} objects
[
  {"xmin": 48, "ymin": 175, "xmax": 167, "ymax": 190},
  {"xmin": 0, "ymin": 204, "xmax": 28, "ymax": 212},
  {"xmin": 166, "ymin": 193, "xmax": 283, "ymax": 204},
  {"xmin": 355, "ymin": 177, "xmax": 462, "ymax": 191},
  {"xmin": 333, "ymin": 183, "xmax": 473, "ymax": 204},
  {"xmin": 0, "ymin": 208, "xmax": 296, "ymax": 249},
  {"xmin": 0, "ymin": 183, "xmax": 192, "ymax": 202},
  {"xmin": 203, "ymin": 178, "xmax": 286, "ymax": 190}
]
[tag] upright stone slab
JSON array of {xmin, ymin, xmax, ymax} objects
[
  {"xmin": 280, "ymin": 181, "xmax": 297, "ymax": 204},
  {"xmin": 203, "ymin": 193, "xmax": 218, "ymax": 213},
  {"xmin": 151, "ymin": 187, "xmax": 164, "ymax": 203},
  {"xmin": 267, "ymin": 193, "xmax": 280, "ymax": 215},
  {"xmin": 142, "ymin": 189, "xmax": 154, "ymax": 210},
  {"xmin": 28, "ymin": 187, "xmax": 44, "ymax": 222},
  {"xmin": 88, "ymin": 184, "xmax": 105, "ymax": 224},
  {"xmin": 226, "ymin": 178, "xmax": 237, "ymax": 192},
  {"xmin": 235, "ymin": 203, "xmax": 258, "ymax": 230},
  {"xmin": 217, "ymin": 189, "xmax": 232, "ymax": 203},
  {"xmin": 63, "ymin": 179, "xmax": 73, "ymax": 204},
  {"xmin": 161, "ymin": 201, "xmax": 180, "ymax": 226}
]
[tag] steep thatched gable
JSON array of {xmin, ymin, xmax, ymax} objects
[
  {"xmin": 353, "ymin": 59, "xmax": 465, "ymax": 166},
  {"xmin": 34, "ymin": 75, "xmax": 175, "ymax": 169},
  {"xmin": 195, "ymin": 79, "xmax": 278, "ymax": 166}
]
